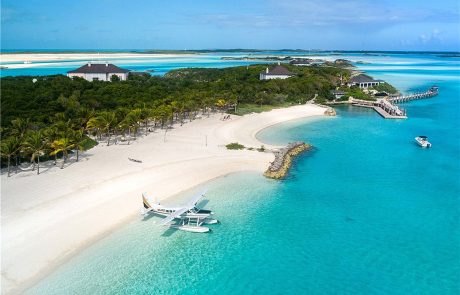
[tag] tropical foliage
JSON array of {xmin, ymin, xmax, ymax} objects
[{"xmin": 1, "ymin": 63, "xmax": 352, "ymax": 174}]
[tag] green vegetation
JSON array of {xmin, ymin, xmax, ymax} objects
[
  {"xmin": 373, "ymin": 82, "xmax": 398, "ymax": 94},
  {"xmin": 344, "ymin": 86, "xmax": 374, "ymax": 101},
  {"xmin": 226, "ymin": 142, "xmax": 245, "ymax": 150},
  {"xmin": 1, "ymin": 63, "xmax": 351, "ymax": 172},
  {"xmin": 257, "ymin": 145, "xmax": 266, "ymax": 152}
]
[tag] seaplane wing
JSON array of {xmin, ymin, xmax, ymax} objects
[
  {"xmin": 156, "ymin": 207, "xmax": 188, "ymax": 226},
  {"xmin": 186, "ymin": 190, "xmax": 207, "ymax": 208}
]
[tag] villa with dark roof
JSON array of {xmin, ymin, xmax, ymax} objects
[
  {"xmin": 259, "ymin": 64, "xmax": 295, "ymax": 80},
  {"xmin": 67, "ymin": 62, "xmax": 130, "ymax": 82},
  {"xmin": 347, "ymin": 74, "xmax": 383, "ymax": 89}
]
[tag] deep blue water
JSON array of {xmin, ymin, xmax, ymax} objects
[{"xmin": 24, "ymin": 52, "xmax": 460, "ymax": 294}]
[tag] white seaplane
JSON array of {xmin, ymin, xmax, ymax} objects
[{"xmin": 140, "ymin": 190, "xmax": 219, "ymax": 233}]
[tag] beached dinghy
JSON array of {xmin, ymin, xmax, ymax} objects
[{"xmin": 128, "ymin": 157, "xmax": 142, "ymax": 163}]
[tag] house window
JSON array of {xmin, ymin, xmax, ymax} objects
[{"xmin": 92, "ymin": 77, "xmax": 99, "ymax": 81}]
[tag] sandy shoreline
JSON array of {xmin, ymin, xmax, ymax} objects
[
  {"xmin": 0, "ymin": 52, "xmax": 194, "ymax": 69},
  {"xmin": 1, "ymin": 104, "xmax": 327, "ymax": 294}
]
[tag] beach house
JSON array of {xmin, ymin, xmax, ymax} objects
[
  {"xmin": 347, "ymin": 74, "xmax": 383, "ymax": 89},
  {"xmin": 67, "ymin": 62, "xmax": 130, "ymax": 81},
  {"xmin": 330, "ymin": 89, "xmax": 346, "ymax": 99},
  {"xmin": 259, "ymin": 64, "xmax": 295, "ymax": 80}
]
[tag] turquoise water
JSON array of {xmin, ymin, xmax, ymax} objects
[
  {"xmin": 0, "ymin": 54, "xmax": 270, "ymax": 77},
  {"xmin": 26, "ymin": 53, "xmax": 460, "ymax": 294}
]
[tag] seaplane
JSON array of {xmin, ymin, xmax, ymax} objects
[{"xmin": 140, "ymin": 190, "xmax": 219, "ymax": 233}]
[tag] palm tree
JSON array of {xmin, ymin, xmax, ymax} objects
[
  {"xmin": 10, "ymin": 118, "xmax": 30, "ymax": 140},
  {"xmin": 1, "ymin": 137, "xmax": 21, "ymax": 177},
  {"xmin": 149, "ymin": 107, "xmax": 163, "ymax": 131},
  {"xmin": 24, "ymin": 130, "xmax": 47, "ymax": 175},
  {"xmin": 86, "ymin": 116, "xmax": 103, "ymax": 140},
  {"xmin": 215, "ymin": 99, "xmax": 227, "ymax": 114},
  {"xmin": 119, "ymin": 118, "xmax": 133, "ymax": 144},
  {"xmin": 137, "ymin": 107, "xmax": 150, "ymax": 135},
  {"xmin": 44, "ymin": 126, "xmax": 60, "ymax": 165},
  {"xmin": 87, "ymin": 111, "xmax": 117, "ymax": 145},
  {"xmin": 50, "ymin": 137, "xmax": 75, "ymax": 169},
  {"xmin": 127, "ymin": 109, "xmax": 141, "ymax": 139},
  {"xmin": 71, "ymin": 129, "xmax": 89, "ymax": 162},
  {"xmin": 76, "ymin": 107, "xmax": 95, "ymax": 129},
  {"xmin": 115, "ymin": 107, "xmax": 130, "ymax": 144},
  {"xmin": 98, "ymin": 111, "xmax": 117, "ymax": 146}
]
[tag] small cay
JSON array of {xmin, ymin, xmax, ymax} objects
[{"xmin": 264, "ymin": 142, "xmax": 311, "ymax": 179}]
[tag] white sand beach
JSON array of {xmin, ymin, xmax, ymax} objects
[
  {"xmin": 0, "ymin": 52, "xmax": 191, "ymax": 69},
  {"xmin": 1, "ymin": 104, "xmax": 326, "ymax": 294}
]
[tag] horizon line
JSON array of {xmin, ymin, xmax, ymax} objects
[{"xmin": 1, "ymin": 48, "xmax": 459, "ymax": 54}]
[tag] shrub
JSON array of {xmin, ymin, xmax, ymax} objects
[{"xmin": 226, "ymin": 142, "xmax": 245, "ymax": 150}]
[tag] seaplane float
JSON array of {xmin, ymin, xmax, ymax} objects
[{"xmin": 140, "ymin": 190, "xmax": 219, "ymax": 233}]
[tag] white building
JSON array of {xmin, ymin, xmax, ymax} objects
[
  {"xmin": 259, "ymin": 64, "xmax": 295, "ymax": 80},
  {"xmin": 330, "ymin": 90, "xmax": 346, "ymax": 99},
  {"xmin": 67, "ymin": 63, "xmax": 130, "ymax": 82},
  {"xmin": 347, "ymin": 74, "xmax": 383, "ymax": 89}
]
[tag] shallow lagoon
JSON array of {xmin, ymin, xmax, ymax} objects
[{"xmin": 25, "ymin": 52, "xmax": 460, "ymax": 294}]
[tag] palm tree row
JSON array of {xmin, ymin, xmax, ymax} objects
[
  {"xmin": 1, "ymin": 97, "xmax": 233, "ymax": 176},
  {"xmin": 1, "ymin": 118, "xmax": 89, "ymax": 176}
]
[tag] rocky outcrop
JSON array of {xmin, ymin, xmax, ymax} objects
[
  {"xmin": 264, "ymin": 142, "xmax": 311, "ymax": 179},
  {"xmin": 324, "ymin": 107, "xmax": 336, "ymax": 116}
]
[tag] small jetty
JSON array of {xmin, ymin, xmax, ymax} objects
[
  {"xmin": 264, "ymin": 142, "xmax": 311, "ymax": 179},
  {"xmin": 388, "ymin": 86, "xmax": 438, "ymax": 103},
  {"xmin": 353, "ymin": 99, "xmax": 407, "ymax": 119},
  {"xmin": 336, "ymin": 86, "xmax": 439, "ymax": 119},
  {"xmin": 351, "ymin": 86, "xmax": 439, "ymax": 119}
]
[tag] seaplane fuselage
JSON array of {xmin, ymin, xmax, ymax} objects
[{"xmin": 142, "ymin": 194, "xmax": 219, "ymax": 225}]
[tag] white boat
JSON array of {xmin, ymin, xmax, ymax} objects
[{"xmin": 415, "ymin": 136, "xmax": 432, "ymax": 148}]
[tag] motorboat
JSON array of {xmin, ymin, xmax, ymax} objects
[{"xmin": 415, "ymin": 136, "xmax": 432, "ymax": 148}]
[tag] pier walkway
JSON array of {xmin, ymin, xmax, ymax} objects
[
  {"xmin": 388, "ymin": 86, "xmax": 438, "ymax": 104},
  {"xmin": 330, "ymin": 86, "xmax": 438, "ymax": 119},
  {"xmin": 353, "ymin": 99, "xmax": 407, "ymax": 119}
]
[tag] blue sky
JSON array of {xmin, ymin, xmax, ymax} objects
[{"xmin": 1, "ymin": 0, "xmax": 459, "ymax": 51}]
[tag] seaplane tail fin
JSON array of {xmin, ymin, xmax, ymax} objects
[{"xmin": 142, "ymin": 192, "xmax": 159, "ymax": 208}]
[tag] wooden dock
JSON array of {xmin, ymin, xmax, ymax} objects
[
  {"xmin": 372, "ymin": 106, "xmax": 407, "ymax": 119},
  {"xmin": 353, "ymin": 99, "xmax": 406, "ymax": 119},
  {"xmin": 329, "ymin": 86, "xmax": 438, "ymax": 119},
  {"xmin": 388, "ymin": 86, "xmax": 438, "ymax": 103}
]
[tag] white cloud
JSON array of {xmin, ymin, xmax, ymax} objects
[{"xmin": 419, "ymin": 29, "xmax": 443, "ymax": 44}]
